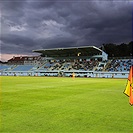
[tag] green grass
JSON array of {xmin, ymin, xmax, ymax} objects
[{"xmin": 0, "ymin": 76, "xmax": 133, "ymax": 133}]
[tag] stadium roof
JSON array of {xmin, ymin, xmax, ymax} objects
[{"xmin": 33, "ymin": 46, "xmax": 103, "ymax": 57}]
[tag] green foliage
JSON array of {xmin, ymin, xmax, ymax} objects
[
  {"xmin": 101, "ymin": 41, "xmax": 132, "ymax": 57},
  {"xmin": 0, "ymin": 76, "xmax": 133, "ymax": 133}
]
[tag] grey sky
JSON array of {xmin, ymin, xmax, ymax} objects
[{"xmin": 0, "ymin": 0, "xmax": 132, "ymax": 57}]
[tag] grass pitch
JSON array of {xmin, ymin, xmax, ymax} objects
[{"xmin": 0, "ymin": 76, "xmax": 133, "ymax": 133}]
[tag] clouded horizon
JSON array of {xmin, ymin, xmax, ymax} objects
[{"xmin": 0, "ymin": 0, "xmax": 132, "ymax": 61}]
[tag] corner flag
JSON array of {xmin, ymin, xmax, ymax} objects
[{"xmin": 123, "ymin": 66, "xmax": 133, "ymax": 105}]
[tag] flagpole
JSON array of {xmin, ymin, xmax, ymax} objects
[
  {"xmin": 129, "ymin": 66, "xmax": 133, "ymax": 105},
  {"xmin": 131, "ymin": 2, "xmax": 133, "ymax": 129}
]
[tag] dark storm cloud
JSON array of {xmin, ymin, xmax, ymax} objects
[
  {"xmin": 1, "ymin": 34, "xmax": 39, "ymax": 54},
  {"xmin": 0, "ymin": 0, "xmax": 132, "ymax": 56}
]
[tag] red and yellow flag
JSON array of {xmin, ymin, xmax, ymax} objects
[{"xmin": 124, "ymin": 66, "xmax": 133, "ymax": 105}]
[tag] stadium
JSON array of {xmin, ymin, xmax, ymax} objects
[
  {"xmin": 0, "ymin": 45, "xmax": 132, "ymax": 78},
  {"xmin": 1, "ymin": 45, "xmax": 133, "ymax": 132},
  {"xmin": 1, "ymin": 0, "xmax": 133, "ymax": 132}
]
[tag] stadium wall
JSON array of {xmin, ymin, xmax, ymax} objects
[{"xmin": 0, "ymin": 71, "xmax": 128, "ymax": 78}]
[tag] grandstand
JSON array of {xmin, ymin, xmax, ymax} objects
[{"xmin": 0, "ymin": 46, "xmax": 132, "ymax": 78}]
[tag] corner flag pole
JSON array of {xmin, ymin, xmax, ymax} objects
[{"xmin": 129, "ymin": 66, "xmax": 133, "ymax": 105}]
